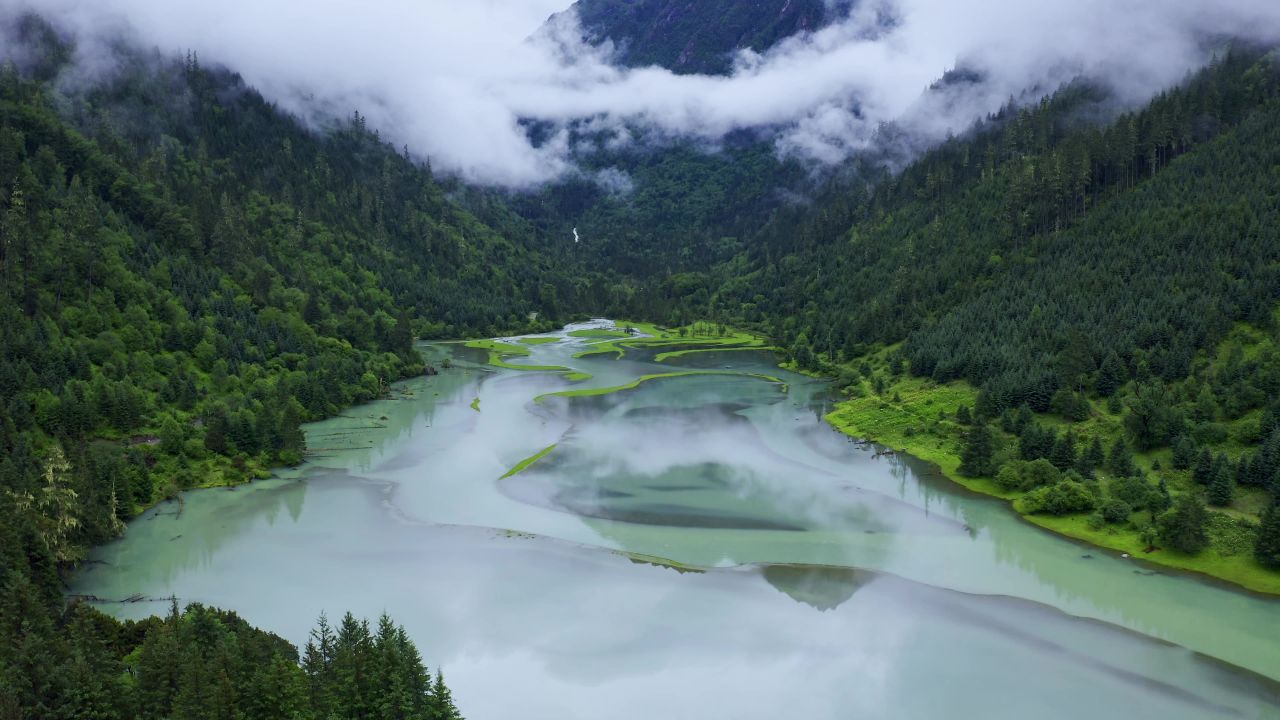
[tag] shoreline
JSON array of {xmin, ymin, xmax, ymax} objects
[{"xmin": 823, "ymin": 405, "xmax": 1280, "ymax": 597}]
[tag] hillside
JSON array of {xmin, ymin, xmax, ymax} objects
[
  {"xmin": 556, "ymin": 0, "xmax": 853, "ymax": 75},
  {"xmin": 0, "ymin": 21, "xmax": 573, "ymax": 716},
  {"xmin": 700, "ymin": 48, "xmax": 1280, "ymax": 588},
  {"xmin": 4, "ymin": 5, "xmax": 1280, "ymax": 716}
]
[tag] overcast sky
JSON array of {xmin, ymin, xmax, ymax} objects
[{"xmin": 9, "ymin": 0, "xmax": 1280, "ymax": 187}]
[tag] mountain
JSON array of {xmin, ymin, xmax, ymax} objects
[
  {"xmin": 700, "ymin": 48, "xmax": 1280, "ymax": 583},
  {"xmin": 0, "ymin": 18, "xmax": 579, "ymax": 716},
  {"xmin": 4, "ymin": 6, "xmax": 1280, "ymax": 718},
  {"xmin": 557, "ymin": 0, "xmax": 855, "ymax": 75},
  {"xmin": 506, "ymin": 130, "xmax": 810, "ymax": 281}
]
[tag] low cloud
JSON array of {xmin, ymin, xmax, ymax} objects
[{"xmin": 6, "ymin": 0, "xmax": 1280, "ymax": 187}]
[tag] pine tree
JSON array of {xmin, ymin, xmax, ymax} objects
[
  {"xmin": 391, "ymin": 308, "xmax": 415, "ymax": 357},
  {"xmin": 1055, "ymin": 328, "xmax": 1095, "ymax": 390},
  {"xmin": 958, "ymin": 424, "xmax": 996, "ymax": 477},
  {"xmin": 135, "ymin": 601, "xmax": 184, "ymax": 719},
  {"xmin": 332, "ymin": 613, "xmax": 372, "ymax": 719},
  {"xmin": 1105, "ymin": 438, "xmax": 1134, "ymax": 478},
  {"xmin": 1207, "ymin": 461, "xmax": 1235, "ymax": 507},
  {"xmin": 1096, "ymin": 351, "xmax": 1127, "ymax": 397},
  {"xmin": 1152, "ymin": 477, "xmax": 1173, "ymax": 513},
  {"xmin": 59, "ymin": 604, "xmax": 136, "ymax": 720},
  {"xmin": 303, "ymin": 613, "xmax": 336, "ymax": 717},
  {"xmin": 1158, "ymin": 493, "xmax": 1210, "ymax": 555},
  {"xmin": 1170, "ymin": 435, "xmax": 1196, "ymax": 470},
  {"xmin": 203, "ymin": 408, "xmax": 229, "ymax": 456},
  {"xmin": 430, "ymin": 669, "xmax": 462, "ymax": 720},
  {"xmin": 372, "ymin": 613, "xmax": 413, "ymax": 720},
  {"xmin": 159, "ymin": 416, "xmax": 186, "ymax": 456},
  {"xmin": 251, "ymin": 653, "xmax": 308, "ymax": 720},
  {"xmin": 1076, "ymin": 436, "xmax": 1105, "ymax": 478},
  {"xmin": 1049, "ymin": 430, "xmax": 1077, "ymax": 471},
  {"xmin": 277, "ymin": 399, "xmax": 306, "ymax": 463},
  {"xmin": 1192, "ymin": 448, "xmax": 1214, "ymax": 485},
  {"xmin": 1255, "ymin": 502, "xmax": 1280, "ymax": 569}
]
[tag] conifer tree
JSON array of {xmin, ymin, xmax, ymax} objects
[
  {"xmin": 1096, "ymin": 352, "xmax": 1127, "ymax": 397},
  {"xmin": 1158, "ymin": 493, "xmax": 1210, "ymax": 555},
  {"xmin": 1255, "ymin": 502, "xmax": 1280, "ymax": 569},
  {"xmin": 431, "ymin": 669, "xmax": 462, "ymax": 720},
  {"xmin": 1171, "ymin": 435, "xmax": 1196, "ymax": 470},
  {"xmin": 303, "ymin": 613, "xmax": 337, "ymax": 717},
  {"xmin": 1076, "ymin": 436, "xmax": 1105, "ymax": 479},
  {"xmin": 1049, "ymin": 430, "xmax": 1077, "ymax": 471},
  {"xmin": 1207, "ymin": 461, "xmax": 1235, "ymax": 507},
  {"xmin": 1105, "ymin": 438, "xmax": 1135, "ymax": 478},
  {"xmin": 959, "ymin": 424, "xmax": 996, "ymax": 477}
]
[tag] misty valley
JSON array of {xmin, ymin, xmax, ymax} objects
[
  {"xmin": 72, "ymin": 323, "xmax": 1280, "ymax": 719},
  {"xmin": 5, "ymin": 0, "xmax": 1280, "ymax": 718}
]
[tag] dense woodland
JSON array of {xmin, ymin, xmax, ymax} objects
[
  {"xmin": 4, "ymin": 8, "xmax": 1280, "ymax": 717},
  {"xmin": 508, "ymin": 132, "xmax": 810, "ymax": 279},
  {"xmin": 555, "ymin": 0, "xmax": 854, "ymax": 75},
  {"xmin": 707, "ymin": 47, "xmax": 1280, "ymax": 573},
  {"xmin": 0, "ymin": 17, "xmax": 559, "ymax": 717}
]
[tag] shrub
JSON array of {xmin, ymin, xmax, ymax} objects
[
  {"xmin": 1101, "ymin": 499, "xmax": 1132, "ymax": 524},
  {"xmin": 1191, "ymin": 422, "xmax": 1229, "ymax": 446},
  {"xmin": 994, "ymin": 458, "xmax": 1062, "ymax": 491},
  {"xmin": 1020, "ymin": 480, "xmax": 1097, "ymax": 515},
  {"xmin": 1109, "ymin": 476, "xmax": 1155, "ymax": 511}
]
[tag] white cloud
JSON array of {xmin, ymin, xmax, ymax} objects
[{"xmin": 6, "ymin": 0, "xmax": 1280, "ymax": 187}]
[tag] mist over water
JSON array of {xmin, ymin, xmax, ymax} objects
[{"xmin": 72, "ymin": 322, "xmax": 1280, "ymax": 719}]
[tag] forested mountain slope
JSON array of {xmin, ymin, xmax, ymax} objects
[
  {"xmin": 726, "ymin": 48, "xmax": 1279, "ymax": 406},
  {"xmin": 700, "ymin": 48, "xmax": 1280, "ymax": 586},
  {"xmin": 0, "ymin": 21, "xmax": 575, "ymax": 716},
  {"xmin": 517, "ymin": 0, "xmax": 862, "ymax": 277},
  {"xmin": 508, "ymin": 132, "xmax": 810, "ymax": 279},
  {"xmin": 556, "ymin": 0, "xmax": 854, "ymax": 75}
]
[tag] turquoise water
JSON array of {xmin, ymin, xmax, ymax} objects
[{"xmin": 72, "ymin": 321, "xmax": 1280, "ymax": 719}]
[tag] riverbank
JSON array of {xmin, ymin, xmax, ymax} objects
[{"xmin": 813, "ymin": 356, "xmax": 1280, "ymax": 596}]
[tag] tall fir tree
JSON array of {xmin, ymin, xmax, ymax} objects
[
  {"xmin": 1158, "ymin": 493, "xmax": 1210, "ymax": 555},
  {"xmin": 1207, "ymin": 461, "xmax": 1236, "ymax": 507},
  {"xmin": 1255, "ymin": 502, "xmax": 1280, "ymax": 569},
  {"xmin": 958, "ymin": 424, "xmax": 996, "ymax": 477}
]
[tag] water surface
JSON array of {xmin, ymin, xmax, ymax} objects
[{"xmin": 73, "ymin": 321, "xmax": 1280, "ymax": 719}]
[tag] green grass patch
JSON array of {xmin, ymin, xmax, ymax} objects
[
  {"xmin": 464, "ymin": 336, "xmax": 593, "ymax": 381},
  {"xmin": 535, "ymin": 370, "xmax": 786, "ymax": 404},
  {"xmin": 655, "ymin": 345, "xmax": 779, "ymax": 362},
  {"xmin": 470, "ymin": 397, "xmax": 480, "ymax": 412},
  {"xmin": 500, "ymin": 444, "xmax": 558, "ymax": 479},
  {"xmin": 465, "ymin": 338, "xmax": 572, "ymax": 373},
  {"xmin": 465, "ymin": 338, "xmax": 531, "ymax": 356},
  {"xmin": 518, "ymin": 336, "xmax": 559, "ymax": 345},
  {"xmin": 568, "ymin": 328, "xmax": 630, "ymax": 338},
  {"xmin": 572, "ymin": 345, "xmax": 626, "ymax": 359},
  {"xmin": 572, "ymin": 320, "xmax": 766, "ymax": 360},
  {"xmin": 825, "ymin": 374, "xmax": 981, "ymax": 483}
]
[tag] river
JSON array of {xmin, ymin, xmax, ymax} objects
[{"xmin": 71, "ymin": 320, "xmax": 1280, "ymax": 719}]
